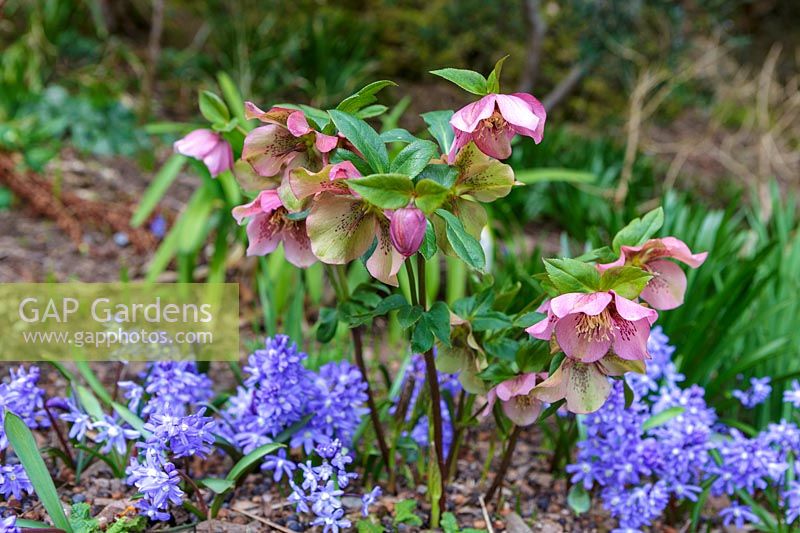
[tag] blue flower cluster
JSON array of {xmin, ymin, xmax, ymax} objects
[
  {"xmin": 732, "ymin": 376, "xmax": 772, "ymax": 408},
  {"xmin": 286, "ymin": 439, "xmax": 379, "ymax": 533},
  {"xmin": 126, "ymin": 448, "xmax": 185, "ymax": 521},
  {"xmin": 0, "ymin": 515, "xmax": 20, "ymax": 533},
  {"xmin": 0, "ymin": 366, "xmax": 48, "ymax": 503},
  {"xmin": 568, "ymin": 326, "xmax": 800, "ymax": 531},
  {"xmin": 118, "ymin": 361, "xmax": 213, "ymax": 417},
  {"xmin": 0, "ymin": 366, "xmax": 49, "ymax": 448},
  {"xmin": 224, "ymin": 336, "xmax": 369, "ymax": 460}
]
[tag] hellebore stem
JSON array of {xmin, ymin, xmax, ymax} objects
[
  {"xmin": 485, "ymin": 424, "xmax": 522, "ymax": 503},
  {"xmin": 330, "ymin": 265, "xmax": 392, "ymax": 480},
  {"xmin": 351, "ymin": 326, "xmax": 393, "ymax": 482},
  {"xmin": 416, "ymin": 253, "xmax": 447, "ymax": 518}
]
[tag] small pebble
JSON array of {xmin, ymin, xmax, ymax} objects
[
  {"xmin": 113, "ymin": 232, "xmax": 129, "ymax": 247},
  {"xmin": 72, "ymin": 494, "xmax": 86, "ymax": 503},
  {"xmin": 287, "ymin": 520, "xmax": 304, "ymax": 532}
]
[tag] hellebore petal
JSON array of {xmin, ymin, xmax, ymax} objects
[
  {"xmin": 450, "ymin": 94, "xmax": 497, "ymax": 133},
  {"xmin": 563, "ymin": 361, "xmax": 612, "ymax": 414},
  {"xmin": 534, "ymin": 360, "xmax": 612, "ymax": 414},
  {"xmin": 659, "ymin": 236, "xmax": 708, "ymax": 268},
  {"xmin": 366, "ymin": 215, "xmax": 404, "ymax": 286},
  {"xmin": 289, "ymin": 164, "xmax": 354, "ymax": 201},
  {"xmin": 453, "ymin": 142, "xmax": 515, "ymax": 202},
  {"xmin": 611, "ymin": 317, "xmax": 652, "ymax": 361},
  {"xmin": 495, "ymin": 94, "xmax": 542, "ymax": 136},
  {"xmin": 555, "ymin": 313, "xmax": 612, "ymax": 363},
  {"xmin": 232, "ymin": 190, "xmax": 282, "ymax": 224},
  {"xmin": 526, "ymin": 300, "xmax": 557, "ymax": 340},
  {"xmin": 550, "ymin": 292, "xmax": 613, "ymax": 318},
  {"xmin": 640, "ymin": 259, "xmax": 687, "ymax": 310},
  {"xmin": 473, "ymin": 124, "xmax": 513, "ymax": 160},
  {"xmin": 242, "ymin": 125, "xmax": 300, "ymax": 177},
  {"xmin": 502, "ymin": 93, "xmax": 546, "ymax": 143},
  {"xmin": 612, "ymin": 292, "xmax": 658, "ymax": 324},
  {"xmin": 233, "ymin": 159, "xmax": 280, "ymax": 193},
  {"xmin": 286, "ymin": 111, "xmax": 313, "ymax": 137},
  {"xmin": 244, "ymin": 102, "xmax": 293, "ymax": 124},
  {"xmin": 502, "ymin": 397, "xmax": 542, "ymax": 426},
  {"xmin": 306, "ymin": 193, "xmax": 377, "ymax": 264},
  {"xmin": 389, "ymin": 207, "xmax": 427, "ymax": 257},
  {"xmin": 281, "ymin": 222, "xmax": 317, "ymax": 268},
  {"xmin": 174, "ymin": 129, "xmax": 233, "ymax": 177},
  {"xmin": 597, "ymin": 354, "xmax": 646, "ymax": 376},
  {"xmin": 495, "ymin": 373, "xmax": 539, "ymax": 401},
  {"xmin": 245, "ymin": 213, "xmax": 282, "ymax": 256}
]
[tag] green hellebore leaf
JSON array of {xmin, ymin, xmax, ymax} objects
[
  {"xmin": 411, "ymin": 320, "xmax": 435, "ymax": 353},
  {"xmin": 380, "ymin": 128, "xmax": 418, "ymax": 144},
  {"xmin": 612, "ymin": 207, "xmax": 664, "ymax": 254},
  {"xmin": 336, "ymin": 80, "xmax": 397, "ymax": 114},
  {"xmin": 398, "ymin": 305, "xmax": 423, "ymax": 329},
  {"xmin": 199, "ymin": 90, "xmax": 230, "ymax": 125},
  {"xmin": 316, "ymin": 307, "xmax": 339, "ymax": 343},
  {"xmin": 430, "ymin": 68, "xmax": 488, "ymax": 96},
  {"xmin": 486, "ymin": 55, "xmax": 509, "ymax": 94},
  {"xmin": 427, "ymin": 301, "xmax": 451, "ymax": 345},
  {"xmin": 414, "ymin": 179, "xmax": 451, "ymax": 214},
  {"xmin": 328, "ymin": 110, "xmax": 389, "ymax": 173},
  {"xmin": 599, "ymin": 265, "xmax": 653, "ymax": 299},
  {"xmin": 421, "ymin": 110, "xmax": 455, "ymax": 155},
  {"xmin": 390, "ymin": 139, "xmax": 439, "ymax": 178},
  {"xmin": 356, "ymin": 104, "xmax": 388, "ymax": 119},
  {"xmin": 543, "ymin": 258, "xmax": 601, "ymax": 293},
  {"xmin": 418, "ymin": 221, "xmax": 437, "ymax": 260},
  {"xmin": 417, "ymin": 164, "xmax": 458, "ymax": 188},
  {"xmin": 347, "ymin": 173, "xmax": 415, "ymax": 209},
  {"xmin": 435, "ymin": 209, "xmax": 485, "ymax": 270}
]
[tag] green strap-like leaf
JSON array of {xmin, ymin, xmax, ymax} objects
[
  {"xmin": 4, "ymin": 412, "xmax": 73, "ymax": 532},
  {"xmin": 131, "ymin": 154, "xmax": 185, "ymax": 228}
]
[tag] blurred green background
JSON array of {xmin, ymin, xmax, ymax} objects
[{"xmin": 0, "ymin": 0, "xmax": 799, "ymax": 428}]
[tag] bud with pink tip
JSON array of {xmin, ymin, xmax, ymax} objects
[{"xmin": 389, "ymin": 207, "xmax": 427, "ymax": 257}]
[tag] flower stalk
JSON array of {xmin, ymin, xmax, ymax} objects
[
  {"xmin": 416, "ymin": 253, "xmax": 447, "ymax": 516},
  {"xmin": 485, "ymin": 424, "xmax": 522, "ymax": 502}
]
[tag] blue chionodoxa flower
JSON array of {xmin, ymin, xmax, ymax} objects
[
  {"xmin": 567, "ymin": 327, "xmax": 800, "ymax": 530},
  {"xmin": 732, "ymin": 376, "xmax": 772, "ymax": 408},
  {"xmin": 92, "ymin": 416, "xmax": 139, "ymax": 455},
  {"xmin": 126, "ymin": 448, "xmax": 184, "ymax": 521}
]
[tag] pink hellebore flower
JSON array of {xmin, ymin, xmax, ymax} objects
[
  {"xmin": 232, "ymin": 189, "xmax": 316, "ymax": 268},
  {"xmin": 173, "ymin": 129, "xmax": 233, "ymax": 177},
  {"xmin": 389, "ymin": 207, "xmax": 427, "ymax": 257},
  {"xmin": 448, "ymin": 93, "xmax": 546, "ymax": 162},
  {"xmin": 598, "ymin": 237, "xmax": 708, "ymax": 310},
  {"xmin": 526, "ymin": 291, "xmax": 658, "ymax": 363},
  {"xmin": 242, "ymin": 102, "xmax": 338, "ymax": 178},
  {"xmin": 485, "ymin": 373, "xmax": 546, "ymax": 426}
]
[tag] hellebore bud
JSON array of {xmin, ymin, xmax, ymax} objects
[{"xmin": 389, "ymin": 207, "xmax": 426, "ymax": 257}]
